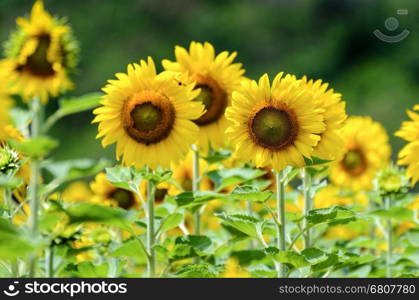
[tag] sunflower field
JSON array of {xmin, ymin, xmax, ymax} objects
[{"xmin": 0, "ymin": 0, "xmax": 418, "ymax": 279}]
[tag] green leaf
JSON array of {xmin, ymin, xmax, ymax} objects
[
  {"xmin": 176, "ymin": 263, "xmax": 220, "ymax": 278},
  {"xmin": 203, "ymin": 148, "xmax": 232, "ymax": 164},
  {"xmin": 64, "ymin": 203, "xmax": 138, "ymax": 230},
  {"xmin": 169, "ymin": 244, "xmax": 198, "ymax": 261},
  {"xmin": 303, "ymin": 156, "xmax": 332, "ymax": 166},
  {"xmin": 141, "ymin": 168, "xmax": 172, "ymax": 184},
  {"xmin": 9, "ymin": 136, "xmax": 58, "ymax": 159},
  {"xmin": 306, "ymin": 206, "xmax": 356, "ymax": 225},
  {"xmin": 301, "ymin": 248, "xmax": 327, "ymax": 265},
  {"xmin": 43, "ymin": 93, "xmax": 102, "ymax": 132},
  {"xmin": 77, "ymin": 261, "xmax": 108, "ymax": 278},
  {"xmin": 106, "ymin": 166, "xmax": 142, "ymax": 193},
  {"xmin": 216, "ymin": 213, "xmax": 261, "ymax": 238},
  {"xmin": 175, "ymin": 235, "xmax": 212, "ymax": 251},
  {"xmin": 369, "ymin": 207, "xmax": 414, "ymax": 221},
  {"xmin": 58, "ymin": 93, "xmax": 102, "ymax": 116},
  {"xmin": 0, "ymin": 218, "xmax": 34, "ymax": 259},
  {"xmin": 45, "ymin": 158, "xmax": 109, "ymax": 183},
  {"xmin": 275, "ymin": 251, "xmax": 310, "ymax": 269},
  {"xmin": 406, "ymin": 229, "xmax": 419, "ymax": 247},
  {"xmin": 158, "ymin": 213, "xmax": 183, "ymax": 234},
  {"xmin": 110, "ymin": 238, "xmax": 147, "ymax": 260},
  {"xmin": 0, "ymin": 174, "xmax": 23, "ymax": 189},
  {"xmin": 311, "ymin": 253, "xmax": 339, "ymax": 272},
  {"xmin": 174, "ymin": 191, "xmax": 226, "ymax": 207},
  {"xmin": 231, "ymin": 250, "xmax": 266, "ymax": 265},
  {"xmin": 230, "ymin": 185, "xmax": 273, "ymax": 203},
  {"xmin": 207, "ymin": 168, "xmax": 265, "ymax": 192}
]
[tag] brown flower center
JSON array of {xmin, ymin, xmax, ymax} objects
[
  {"xmin": 122, "ymin": 91, "xmax": 175, "ymax": 145},
  {"xmin": 248, "ymin": 105, "xmax": 298, "ymax": 150},
  {"xmin": 192, "ymin": 75, "xmax": 227, "ymax": 126},
  {"xmin": 341, "ymin": 148, "xmax": 366, "ymax": 176},
  {"xmin": 17, "ymin": 34, "xmax": 55, "ymax": 78},
  {"xmin": 110, "ymin": 188, "xmax": 136, "ymax": 210},
  {"xmin": 155, "ymin": 188, "xmax": 168, "ymax": 204}
]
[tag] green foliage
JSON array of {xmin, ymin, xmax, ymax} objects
[
  {"xmin": 10, "ymin": 136, "xmax": 58, "ymax": 159},
  {"xmin": 62, "ymin": 203, "xmax": 138, "ymax": 230}
]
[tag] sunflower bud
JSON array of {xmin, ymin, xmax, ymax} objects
[
  {"xmin": 0, "ymin": 145, "xmax": 20, "ymax": 174},
  {"xmin": 374, "ymin": 165, "xmax": 408, "ymax": 196}
]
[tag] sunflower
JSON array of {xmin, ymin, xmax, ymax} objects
[
  {"xmin": 90, "ymin": 173, "xmax": 140, "ymax": 210},
  {"xmin": 225, "ymin": 73, "xmax": 325, "ymax": 171},
  {"xmin": 62, "ymin": 181, "xmax": 93, "ymax": 203},
  {"xmin": 93, "ymin": 57, "xmax": 204, "ymax": 169},
  {"xmin": 395, "ymin": 105, "xmax": 419, "ymax": 185},
  {"xmin": 313, "ymin": 185, "xmax": 368, "ymax": 209},
  {"xmin": 140, "ymin": 180, "xmax": 172, "ymax": 205},
  {"xmin": 301, "ymin": 77, "xmax": 347, "ymax": 160},
  {"xmin": 0, "ymin": 74, "xmax": 14, "ymax": 141},
  {"xmin": 221, "ymin": 258, "xmax": 249, "ymax": 278},
  {"xmin": 330, "ymin": 116, "xmax": 391, "ymax": 191},
  {"xmin": 171, "ymin": 151, "xmax": 211, "ymax": 192},
  {"xmin": 162, "ymin": 41, "xmax": 245, "ymax": 151},
  {"xmin": 1, "ymin": 0, "xmax": 79, "ymax": 103}
]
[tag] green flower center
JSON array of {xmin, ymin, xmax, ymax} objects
[
  {"xmin": 123, "ymin": 95, "xmax": 176, "ymax": 146},
  {"xmin": 341, "ymin": 149, "xmax": 366, "ymax": 176},
  {"xmin": 193, "ymin": 79, "xmax": 227, "ymax": 126},
  {"xmin": 111, "ymin": 188, "xmax": 135, "ymax": 210},
  {"xmin": 249, "ymin": 106, "xmax": 297, "ymax": 150},
  {"xmin": 181, "ymin": 177, "xmax": 193, "ymax": 191},
  {"xmin": 131, "ymin": 103, "xmax": 162, "ymax": 132}
]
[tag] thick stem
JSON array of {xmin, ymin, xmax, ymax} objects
[
  {"xmin": 146, "ymin": 179, "xmax": 156, "ymax": 277},
  {"xmin": 28, "ymin": 97, "xmax": 42, "ymax": 277},
  {"xmin": 302, "ymin": 168, "xmax": 312, "ymax": 249},
  {"xmin": 385, "ymin": 196, "xmax": 393, "ymax": 278},
  {"xmin": 192, "ymin": 145, "xmax": 200, "ymax": 235},
  {"xmin": 275, "ymin": 170, "xmax": 286, "ymax": 277}
]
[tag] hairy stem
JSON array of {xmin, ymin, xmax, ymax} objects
[
  {"xmin": 28, "ymin": 97, "xmax": 42, "ymax": 277},
  {"xmin": 385, "ymin": 196, "xmax": 393, "ymax": 278},
  {"xmin": 302, "ymin": 168, "xmax": 312, "ymax": 249},
  {"xmin": 146, "ymin": 178, "xmax": 156, "ymax": 277},
  {"xmin": 275, "ymin": 170, "xmax": 286, "ymax": 277},
  {"xmin": 192, "ymin": 145, "xmax": 200, "ymax": 235}
]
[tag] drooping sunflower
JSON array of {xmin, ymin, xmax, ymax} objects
[
  {"xmin": 395, "ymin": 105, "xmax": 419, "ymax": 185},
  {"xmin": 330, "ymin": 116, "xmax": 391, "ymax": 191},
  {"xmin": 225, "ymin": 73, "xmax": 325, "ymax": 171},
  {"xmin": 301, "ymin": 77, "xmax": 347, "ymax": 160},
  {"xmin": 1, "ymin": 0, "xmax": 79, "ymax": 103},
  {"xmin": 90, "ymin": 173, "xmax": 140, "ymax": 210},
  {"xmin": 162, "ymin": 41, "xmax": 245, "ymax": 151},
  {"xmin": 93, "ymin": 57, "xmax": 204, "ymax": 169}
]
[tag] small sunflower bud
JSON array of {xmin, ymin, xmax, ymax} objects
[{"xmin": 0, "ymin": 146, "xmax": 20, "ymax": 174}]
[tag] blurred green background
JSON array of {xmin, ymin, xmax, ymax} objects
[{"xmin": 1, "ymin": 0, "xmax": 418, "ymax": 163}]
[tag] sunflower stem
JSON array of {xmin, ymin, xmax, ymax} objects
[
  {"xmin": 45, "ymin": 245, "xmax": 54, "ymax": 278},
  {"xmin": 385, "ymin": 195, "xmax": 393, "ymax": 278},
  {"xmin": 302, "ymin": 168, "xmax": 312, "ymax": 249},
  {"xmin": 146, "ymin": 177, "xmax": 156, "ymax": 277},
  {"xmin": 275, "ymin": 170, "xmax": 286, "ymax": 278},
  {"xmin": 192, "ymin": 145, "xmax": 200, "ymax": 235},
  {"xmin": 28, "ymin": 97, "xmax": 43, "ymax": 277}
]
